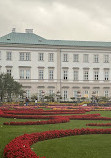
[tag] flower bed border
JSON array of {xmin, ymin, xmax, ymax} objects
[
  {"xmin": 3, "ymin": 116, "xmax": 69, "ymax": 125},
  {"xmin": 4, "ymin": 128, "xmax": 111, "ymax": 158},
  {"xmin": 86, "ymin": 123, "xmax": 111, "ymax": 126}
]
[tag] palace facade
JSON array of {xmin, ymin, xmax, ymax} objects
[{"xmin": 0, "ymin": 29, "xmax": 111, "ymax": 101}]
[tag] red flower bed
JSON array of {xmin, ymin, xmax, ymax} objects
[
  {"xmin": 68, "ymin": 113, "xmax": 100, "ymax": 119},
  {"xmin": 68, "ymin": 114, "xmax": 111, "ymax": 120},
  {"xmin": 0, "ymin": 109, "xmax": 4, "ymax": 116},
  {"xmin": 3, "ymin": 116, "xmax": 69, "ymax": 125},
  {"xmin": 2, "ymin": 113, "xmax": 100, "ymax": 120},
  {"xmin": 86, "ymin": 123, "xmax": 111, "ymax": 126},
  {"xmin": 3, "ymin": 109, "xmax": 86, "ymax": 115},
  {"xmin": 3, "ymin": 113, "xmax": 111, "ymax": 126},
  {"xmin": 4, "ymin": 128, "xmax": 111, "ymax": 158},
  {"xmin": 2, "ymin": 107, "xmax": 111, "ymax": 157}
]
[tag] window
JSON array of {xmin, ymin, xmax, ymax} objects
[
  {"xmin": 19, "ymin": 52, "xmax": 31, "ymax": 61},
  {"xmin": 38, "ymin": 90, "xmax": 45, "ymax": 101},
  {"xmin": 63, "ymin": 90, "xmax": 68, "ymax": 101},
  {"xmin": 49, "ymin": 90, "xmax": 54, "ymax": 95},
  {"xmin": 83, "ymin": 54, "xmax": 89, "ymax": 62},
  {"xmin": 19, "ymin": 94, "xmax": 23, "ymax": 99},
  {"xmin": 39, "ymin": 70, "xmax": 44, "ymax": 79},
  {"xmin": 20, "ymin": 70, "xmax": 24, "ymax": 79},
  {"xmin": 19, "ymin": 69, "xmax": 31, "ymax": 79},
  {"xmin": 7, "ymin": 69, "xmax": 12, "ymax": 75},
  {"xmin": 20, "ymin": 52, "xmax": 24, "ymax": 61},
  {"xmin": 74, "ymin": 71, "xmax": 78, "ymax": 80},
  {"xmin": 49, "ymin": 70, "xmax": 54, "ymax": 80},
  {"xmin": 104, "ymin": 71, "xmax": 109, "ymax": 80},
  {"xmin": 49, "ymin": 53, "xmax": 54, "ymax": 62},
  {"xmin": 73, "ymin": 54, "xmax": 79, "ymax": 62},
  {"xmin": 6, "ymin": 52, "xmax": 12, "ymax": 60},
  {"xmin": 94, "ymin": 71, "xmax": 99, "ymax": 80},
  {"xmin": 93, "ymin": 90, "xmax": 99, "ymax": 96},
  {"xmin": 83, "ymin": 71, "xmax": 89, "ymax": 80},
  {"xmin": 94, "ymin": 55, "xmax": 99, "ymax": 63},
  {"xmin": 74, "ymin": 90, "xmax": 77, "ymax": 98},
  {"xmin": 63, "ymin": 70, "xmax": 68, "ymax": 80},
  {"xmin": 104, "ymin": 55, "xmax": 109, "ymax": 63},
  {"xmin": 104, "ymin": 90, "xmax": 109, "ymax": 97},
  {"xmin": 39, "ymin": 53, "xmax": 44, "ymax": 61},
  {"xmin": 63, "ymin": 54, "xmax": 68, "ymax": 62},
  {"xmin": 26, "ymin": 52, "xmax": 30, "ymax": 61},
  {"xmin": 26, "ymin": 70, "xmax": 30, "ymax": 79},
  {"xmin": 26, "ymin": 90, "xmax": 30, "ymax": 98},
  {"xmin": 84, "ymin": 90, "xmax": 89, "ymax": 98}
]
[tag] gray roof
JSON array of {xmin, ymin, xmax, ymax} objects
[{"xmin": 0, "ymin": 31, "xmax": 111, "ymax": 47}]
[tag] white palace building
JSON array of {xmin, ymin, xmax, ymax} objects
[{"xmin": 0, "ymin": 28, "xmax": 111, "ymax": 101}]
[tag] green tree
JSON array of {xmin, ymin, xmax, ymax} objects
[{"xmin": 0, "ymin": 73, "xmax": 24, "ymax": 102}]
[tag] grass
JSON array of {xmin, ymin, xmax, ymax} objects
[
  {"xmin": 1, "ymin": 110, "xmax": 111, "ymax": 158},
  {"xmin": 33, "ymin": 134, "xmax": 111, "ymax": 158}
]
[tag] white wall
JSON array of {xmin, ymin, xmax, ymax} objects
[{"xmin": 1, "ymin": 46, "xmax": 111, "ymax": 100}]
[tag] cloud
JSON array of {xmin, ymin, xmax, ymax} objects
[{"xmin": 0, "ymin": 0, "xmax": 111, "ymax": 41}]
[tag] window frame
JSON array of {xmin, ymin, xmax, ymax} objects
[
  {"xmin": 49, "ymin": 69, "xmax": 54, "ymax": 80},
  {"xmin": 73, "ymin": 90, "xmax": 77, "ymax": 98},
  {"xmin": 49, "ymin": 89, "xmax": 54, "ymax": 95},
  {"xmin": 49, "ymin": 53, "xmax": 54, "ymax": 62},
  {"xmin": 63, "ymin": 70, "xmax": 68, "ymax": 80},
  {"xmin": 39, "ymin": 69, "xmax": 44, "ymax": 80},
  {"xmin": 26, "ymin": 90, "xmax": 30, "ymax": 98},
  {"xmin": 19, "ymin": 52, "xmax": 31, "ymax": 61},
  {"xmin": 74, "ymin": 70, "xmax": 79, "ymax": 80},
  {"xmin": 104, "ymin": 54, "xmax": 109, "ymax": 63},
  {"xmin": 104, "ymin": 90, "xmax": 109, "ymax": 97},
  {"xmin": 6, "ymin": 69, "xmax": 12, "ymax": 75},
  {"xmin": 84, "ymin": 90, "xmax": 89, "ymax": 98},
  {"xmin": 73, "ymin": 54, "xmax": 79, "ymax": 62},
  {"xmin": 63, "ymin": 54, "xmax": 68, "ymax": 62},
  {"xmin": 83, "ymin": 54, "xmax": 89, "ymax": 63},
  {"xmin": 63, "ymin": 90, "xmax": 68, "ymax": 101},
  {"xmin": 94, "ymin": 71, "xmax": 99, "ymax": 80},
  {"xmin": 6, "ymin": 52, "xmax": 12, "ymax": 61},
  {"xmin": 104, "ymin": 70, "xmax": 109, "ymax": 80},
  {"xmin": 83, "ymin": 70, "xmax": 89, "ymax": 80},
  {"xmin": 93, "ymin": 54, "xmax": 99, "ymax": 63},
  {"xmin": 39, "ymin": 53, "xmax": 44, "ymax": 61},
  {"xmin": 19, "ymin": 68, "xmax": 31, "ymax": 79}
]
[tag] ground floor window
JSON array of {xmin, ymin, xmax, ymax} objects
[
  {"xmin": 84, "ymin": 90, "xmax": 89, "ymax": 98},
  {"xmin": 104, "ymin": 90, "xmax": 109, "ymax": 98},
  {"xmin": 73, "ymin": 90, "xmax": 77, "ymax": 98},
  {"xmin": 26, "ymin": 90, "xmax": 30, "ymax": 98},
  {"xmin": 63, "ymin": 90, "xmax": 68, "ymax": 101}
]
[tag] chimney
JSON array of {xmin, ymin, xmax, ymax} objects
[
  {"xmin": 12, "ymin": 28, "xmax": 16, "ymax": 33},
  {"xmin": 25, "ymin": 29, "xmax": 33, "ymax": 33}
]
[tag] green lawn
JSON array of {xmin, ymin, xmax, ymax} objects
[{"xmin": 1, "ymin": 111, "xmax": 111, "ymax": 158}]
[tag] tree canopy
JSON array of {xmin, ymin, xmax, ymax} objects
[{"xmin": 0, "ymin": 73, "xmax": 24, "ymax": 102}]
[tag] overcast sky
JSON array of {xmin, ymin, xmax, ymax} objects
[{"xmin": 1, "ymin": 0, "xmax": 111, "ymax": 41}]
